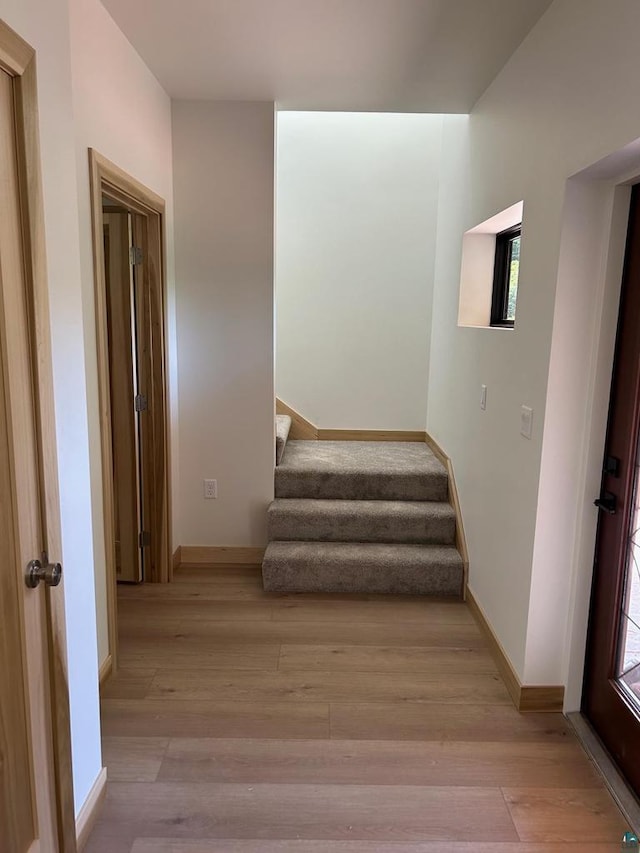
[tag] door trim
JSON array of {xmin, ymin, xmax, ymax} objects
[
  {"xmin": 0, "ymin": 17, "xmax": 76, "ymax": 852},
  {"xmin": 88, "ymin": 149, "xmax": 172, "ymax": 674},
  {"xmin": 75, "ymin": 767, "xmax": 107, "ymax": 852},
  {"xmin": 583, "ymin": 183, "xmax": 640, "ymax": 793}
]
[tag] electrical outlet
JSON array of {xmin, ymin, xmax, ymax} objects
[
  {"xmin": 204, "ymin": 479, "xmax": 217, "ymax": 499},
  {"xmin": 480, "ymin": 384, "xmax": 487, "ymax": 411},
  {"xmin": 520, "ymin": 405, "xmax": 533, "ymax": 440}
]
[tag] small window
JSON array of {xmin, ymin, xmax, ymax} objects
[{"xmin": 490, "ymin": 225, "xmax": 521, "ymax": 327}]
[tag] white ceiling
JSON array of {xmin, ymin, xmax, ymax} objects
[{"xmin": 99, "ymin": 0, "xmax": 552, "ymax": 112}]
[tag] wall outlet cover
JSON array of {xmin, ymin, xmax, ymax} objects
[
  {"xmin": 480, "ymin": 384, "xmax": 487, "ymax": 411},
  {"xmin": 204, "ymin": 479, "xmax": 218, "ymax": 499}
]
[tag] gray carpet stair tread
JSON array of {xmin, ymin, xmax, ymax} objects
[
  {"xmin": 275, "ymin": 414, "xmax": 292, "ymax": 466},
  {"xmin": 276, "ymin": 440, "xmax": 448, "ymax": 501},
  {"xmin": 268, "ymin": 498, "xmax": 455, "ymax": 544},
  {"xmin": 262, "ymin": 541, "xmax": 463, "ymax": 596}
]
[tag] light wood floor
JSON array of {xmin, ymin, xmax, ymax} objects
[{"xmin": 85, "ymin": 565, "xmax": 629, "ymax": 852}]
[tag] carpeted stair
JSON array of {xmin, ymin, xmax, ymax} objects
[
  {"xmin": 276, "ymin": 414, "xmax": 292, "ymax": 466},
  {"xmin": 263, "ymin": 440, "xmax": 463, "ymax": 596},
  {"xmin": 268, "ymin": 498, "xmax": 455, "ymax": 544}
]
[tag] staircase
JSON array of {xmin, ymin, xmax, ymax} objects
[
  {"xmin": 276, "ymin": 414, "xmax": 292, "ymax": 465},
  {"xmin": 263, "ymin": 437, "xmax": 464, "ymax": 596}
]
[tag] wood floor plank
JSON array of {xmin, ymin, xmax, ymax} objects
[
  {"xmin": 101, "ymin": 668, "xmax": 157, "ymax": 700},
  {"xmin": 157, "ymin": 738, "xmax": 602, "ymax": 788},
  {"xmin": 148, "ymin": 668, "xmax": 512, "ymax": 705},
  {"xmin": 129, "ymin": 842, "xmax": 625, "ymax": 853},
  {"xmin": 329, "ymin": 703, "xmax": 575, "ymax": 742},
  {"xmin": 279, "ymin": 645, "xmax": 497, "ymax": 674},
  {"xmin": 117, "ymin": 618, "xmax": 184, "ymax": 641},
  {"xmin": 273, "ymin": 599, "xmax": 474, "ymax": 625},
  {"xmin": 119, "ymin": 641, "xmax": 281, "ymax": 671},
  {"xmin": 118, "ymin": 582, "xmax": 265, "ymax": 601},
  {"xmin": 88, "ymin": 578, "xmax": 629, "ymax": 850},
  {"xmin": 83, "ymin": 835, "xmax": 132, "ymax": 853},
  {"xmin": 94, "ymin": 782, "xmax": 519, "ymax": 842},
  {"xmin": 119, "ymin": 619, "xmax": 486, "ymax": 649},
  {"xmin": 102, "ymin": 737, "xmax": 169, "ymax": 781},
  {"xmin": 101, "ymin": 699, "xmax": 331, "ymax": 739},
  {"xmin": 118, "ymin": 599, "xmax": 275, "ymax": 624},
  {"xmin": 502, "ymin": 787, "xmax": 628, "ymax": 842}
]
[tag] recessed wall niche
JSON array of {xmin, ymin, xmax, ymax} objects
[{"xmin": 458, "ymin": 200, "xmax": 524, "ymax": 328}]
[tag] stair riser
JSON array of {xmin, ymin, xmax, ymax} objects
[
  {"xmin": 275, "ymin": 472, "xmax": 448, "ymax": 502},
  {"xmin": 262, "ymin": 561, "xmax": 463, "ymax": 596},
  {"xmin": 268, "ymin": 511, "xmax": 455, "ymax": 545}
]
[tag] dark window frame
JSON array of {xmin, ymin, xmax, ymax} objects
[{"xmin": 490, "ymin": 224, "xmax": 521, "ymax": 328}]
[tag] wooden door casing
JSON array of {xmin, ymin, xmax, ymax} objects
[
  {"xmin": 89, "ymin": 150, "xmax": 171, "ymax": 677},
  {"xmin": 584, "ymin": 183, "xmax": 640, "ymax": 795}
]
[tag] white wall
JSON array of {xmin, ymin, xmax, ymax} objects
[
  {"xmin": 0, "ymin": 0, "xmax": 101, "ymax": 816},
  {"xmin": 276, "ymin": 112, "xmax": 443, "ymax": 430},
  {"xmin": 428, "ymin": 0, "xmax": 640, "ymax": 698},
  {"xmin": 68, "ymin": 0, "xmax": 177, "ymax": 670},
  {"xmin": 172, "ymin": 101, "xmax": 275, "ymax": 548}
]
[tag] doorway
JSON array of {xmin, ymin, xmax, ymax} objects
[
  {"xmin": 0, "ymin": 20, "xmax": 75, "ymax": 852},
  {"xmin": 584, "ymin": 183, "xmax": 640, "ymax": 797},
  {"xmin": 89, "ymin": 151, "xmax": 171, "ymax": 679},
  {"xmin": 103, "ymin": 203, "xmax": 146, "ymax": 585}
]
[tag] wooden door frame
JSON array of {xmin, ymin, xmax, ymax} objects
[
  {"xmin": 88, "ymin": 150, "xmax": 171, "ymax": 677},
  {"xmin": 0, "ymin": 18, "xmax": 76, "ymax": 852},
  {"xmin": 583, "ymin": 183, "xmax": 640, "ymax": 794}
]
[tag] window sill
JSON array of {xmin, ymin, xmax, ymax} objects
[{"xmin": 457, "ymin": 323, "xmax": 514, "ymax": 331}]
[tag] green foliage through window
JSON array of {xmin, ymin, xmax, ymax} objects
[
  {"xmin": 491, "ymin": 226, "xmax": 521, "ymax": 327},
  {"xmin": 506, "ymin": 235, "xmax": 520, "ymax": 322}
]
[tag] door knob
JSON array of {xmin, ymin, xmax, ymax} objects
[
  {"xmin": 25, "ymin": 552, "xmax": 62, "ymax": 589},
  {"xmin": 594, "ymin": 491, "xmax": 617, "ymax": 514}
]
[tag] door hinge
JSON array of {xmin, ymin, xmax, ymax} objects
[
  {"xmin": 129, "ymin": 245, "xmax": 143, "ymax": 266},
  {"xmin": 134, "ymin": 394, "xmax": 148, "ymax": 412},
  {"xmin": 139, "ymin": 530, "xmax": 151, "ymax": 548}
]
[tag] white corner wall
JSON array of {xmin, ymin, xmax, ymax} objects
[
  {"xmin": 0, "ymin": 0, "xmax": 101, "ymax": 816},
  {"xmin": 428, "ymin": 0, "xmax": 640, "ymax": 699},
  {"xmin": 172, "ymin": 101, "xmax": 275, "ymax": 548},
  {"xmin": 68, "ymin": 0, "xmax": 177, "ymax": 675},
  {"xmin": 276, "ymin": 112, "xmax": 443, "ymax": 430}
]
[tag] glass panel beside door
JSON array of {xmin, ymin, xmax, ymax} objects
[{"xmin": 619, "ymin": 448, "xmax": 640, "ymax": 704}]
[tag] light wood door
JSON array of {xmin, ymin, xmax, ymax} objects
[
  {"xmin": 104, "ymin": 211, "xmax": 143, "ymax": 583},
  {"xmin": 131, "ymin": 212, "xmax": 169, "ymax": 585},
  {"xmin": 0, "ymin": 67, "xmax": 68, "ymax": 852}
]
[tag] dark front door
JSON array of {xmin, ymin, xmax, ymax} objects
[{"xmin": 584, "ymin": 184, "xmax": 640, "ymax": 795}]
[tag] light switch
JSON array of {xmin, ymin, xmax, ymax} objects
[
  {"xmin": 480, "ymin": 384, "xmax": 487, "ymax": 411},
  {"xmin": 520, "ymin": 405, "xmax": 533, "ymax": 439}
]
